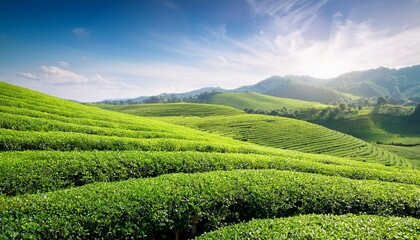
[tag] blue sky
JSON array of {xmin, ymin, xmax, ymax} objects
[{"xmin": 1, "ymin": 0, "xmax": 420, "ymax": 101}]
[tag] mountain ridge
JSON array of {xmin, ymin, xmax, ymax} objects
[{"xmin": 99, "ymin": 64, "xmax": 420, "ymax": 104}]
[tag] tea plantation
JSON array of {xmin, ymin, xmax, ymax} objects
[
  {"xmin": 200, "ymin": 92, "xmax": 330, "ymax": 110},
  {"xmin": 1, "ymin": 82, "xmax": 420, "ymax": 239},
  {"xmin": 101, "ymin": 103, "xmax": 413, "ymax": 168}
]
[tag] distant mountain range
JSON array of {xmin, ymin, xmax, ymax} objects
[{"xmin": 99, "ymin": 64, "xmax": 420, "ymax": 104}]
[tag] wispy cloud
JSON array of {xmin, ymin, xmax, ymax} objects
[
  {"xmin": 72, "ymin": 27, "xmax": 91, "ymax": 38},
  {"xmin": 17, "ymin": 72, "xmax": 38, "ymax": 80},
  {"xmin": 144, "ymin": 0, "xmax": 420, "ymax": 80},
  {"xmin": 57, "ymin": 61, "xmax": 69, "ymax": 67},
  {"xmin": 36, "ymin": 65, "xmax": 137, "ymax": 92},
  {"xmin": 246, "ymin": 0, "xmax": 330, "ymax": 35},
  {"xmin": 39, "ymin": 65, "xmax": 88, "ymax": 84}
]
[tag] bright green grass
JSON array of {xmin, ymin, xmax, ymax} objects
[
  {"xmin": 197, "ymin": 214, "xmax": 420, "ymax": 239},
  {"xmin": 156, "ymin": 114, "xmax": 413, "ymax": 168},
  {"xmin": 206, "ymin": 92, "xmax": 330, "ymax": 110},
  {"xmin": 96, "ymin": 102, "xmax": 244, "ymax": 117}
]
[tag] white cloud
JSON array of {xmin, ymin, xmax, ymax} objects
[
  {"xmin": 57, "ymin": 61, "xmax": 70, "ymax": 67},
  {"xmin": 17, "ymin": 72, "xmax": 38, "ymax": 80},
  {"xmin": 147, "ymin": 0, "xmax": 420, "ymax": 80},
  {"xmin": 35, "ymin": 65, "xmax": 137, "ymax": 94},
  {"xmin": 39, "ymin": 65, "xmax": 88, "ymax": 84},
  {"xmin": 72, "ymin": 27, "xmax": 90, "ymax": 38}
]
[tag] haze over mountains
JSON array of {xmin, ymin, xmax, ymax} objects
[{"xmin": 101, "ymin": 65, "xmax": 420, "ymax": 104}]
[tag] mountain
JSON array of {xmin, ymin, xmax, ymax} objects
[
  {"xmin": 97, "ymin": 64, "xmax": 420, "ymax": 104},
  {"xmin": 237, "ymin": 76, "xmax": 352, "ymax": 104},
  {"xmin": 100, "ymin": 87, "xmax": 227, "ymax": 104},
  {"xmin": 326, "ymin": 65, "xmax": 420, "ymax": 100}
]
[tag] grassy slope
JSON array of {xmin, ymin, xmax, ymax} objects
[
  {"xmin": 380, "ymin": 145, "xmax": 420, "ymax": 167},
  {"xmin": 2, "ymin": 82, "xmax": 420, "ymax": 238},
  {"xmin": 100, "ymin": 102, "xmax": 411, "ymax": 168},
  {"xmin": 97, "ymin": 102, "xmax": 244, "ymax": 117},
  {"xmin": 159, "ymin": 114, "xmax": 412, "ymax": 168},
  {"xmin": 206, "ymin": 92, "xmax": 330, "ymax": 110},
  {"xmin": 315, "ymin": 107, "xmax": 420, "ymax": 145}
]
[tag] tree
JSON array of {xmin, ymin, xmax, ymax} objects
[
  {"xmin": 376, "ymin": 96, "xmax": 388, "ymax": 106},
  {"xmin": 339, "ymin": 103, "xmax": 346, "ymax": 111},
  {"xmin": 409, "ymin": 104, "xmax": 420, "ymax": 123}
]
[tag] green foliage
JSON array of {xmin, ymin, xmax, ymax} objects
[
  {"xmin": 409, "ymin": 104, "xmax": 420, "ymax": 123},
  {"xmin": 197, "ymin": 214, "xmax": 420, "ymax": 239},
  {"xmin": 1, "ymin": 170, "xmax": 420, "ymax": 239},
  {"xmin": 2, "ymin": 150, "xmax": 420, "ymax": 196}
]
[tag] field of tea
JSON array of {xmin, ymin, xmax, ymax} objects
[{"xmin": 1, "ymin": 82, "xmax": 419, "ymax": 239}]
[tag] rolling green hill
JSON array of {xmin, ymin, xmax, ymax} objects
[
  {"xmin": 157, "ymin": 114, "xmax": 413, "ymax": 168},
  {"xmin": 380, "ymin": 145, "xmax": 420, "ymax": 168},
  {"xmin": 1, "ymin": 81, "xmax": 420, "ymax": 239},
  {"xmin": 98, "ymin": 102, "xmax": 412, "ymax": 168},
  {"xmin": 203, "ymin": 92, "xmax": 330, "ymax": 110},
  {"xmin": 97, "ymin": 102, "xmax": 243, "ymax": 117},
  {"xmin": 236, "ymin": 76, "xmax": 354, "ymax": 104},
  {"xmin": 314, "ymin": 107, "xmax": 420, "ymax": 145}
]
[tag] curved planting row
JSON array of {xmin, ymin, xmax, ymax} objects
[
  {"xmin": 159, "ymin": 114, "xmax": 412, "ymax": 167},
  {"xmin": 1, "ymin": 151, "xmax": 419, "ymax": 196},
  {"xmin": 1, "ymin": 170, "xmax": 420, "ymax": 239},
  {"xmin": 197, "ymin": 214, "xmax": 420, "ymax": 239}
]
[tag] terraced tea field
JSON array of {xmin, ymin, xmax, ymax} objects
[
  {"xmin": 316, "ymin": 107, "xmax": 420, "ymax": 145},
  {"xmin": 204, "ymin": 92, "xmax": 330, "ymax": 110},
  {"xmin": 163, "ymin": 114, "xmax": 412, "ymax": 167},
  {"xmin": 104, "ymin": 103, "xmax": 412, "ymax": 168},
  {"xmin": 98, "ymin": 102, "xmax": 244, "ymax": 117},
  {"xmin": 1, "ymin": 82, "xmax": 420, "ymax": 239}
]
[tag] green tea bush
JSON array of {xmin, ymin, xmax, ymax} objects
[
  {"xmin": 1, "ymin": 151, "xmax": 419, "ymax": 196},
  {"xmin": 1, "ymin": 170, "xmax": 419, "ymax": 239},
  {"xmin": 197, "ymin": 214, "xmax": 420, "ymax": 239}
]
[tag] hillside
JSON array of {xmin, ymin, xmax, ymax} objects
[
  {"xmin": 313, "ymin": 106, "xmax": 420, "ymax": 147},
  {"xmin": 237, "ymin": 76, "xmax": 353, "ymax": 104},
  {"xmin": 326, "ymin": 65, "xmax": 420, "ymax": 99},
  {"xmin": 1, "ymin": 82, "xmax": 420, "ymax": 239},
  {"xmin": 97, "ymin": 102, "xmax": 243, "ymax": 117},
  {"xmin": 159, "ymin": 114, "xmax": 412, "ymax": 168},
  {"xmin": 202, "ymin": 92, "xmax": 330, "ymax": 110},
  {"xmin": 99, "ymin": 102, "xmax": 412, "ymax": 168}
]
